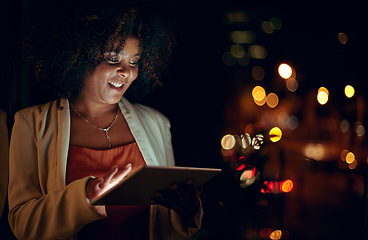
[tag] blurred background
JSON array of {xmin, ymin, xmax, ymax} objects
[{"xmin": 1, "ymin": 0, "xmax": 367, "ymax": 239}]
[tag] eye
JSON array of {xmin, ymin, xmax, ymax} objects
[
  {"xmin": 129, "ymin": 60, "xmax": 139, "ymax": 66},
  {"xmin": 104, "ymin": 52, "xmax": 121, "ymax": 64}
]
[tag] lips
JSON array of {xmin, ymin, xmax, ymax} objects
[
  {"xmin": 108, "ymin": 81, "xmax": 125, "ymax": 92},
  {"xmin": 108, "ymin": 81, "xmax": 123, "ymax": 88}
]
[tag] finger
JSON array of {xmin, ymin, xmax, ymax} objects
[
  {"xmin": 87, "ymin": 178, "xmax": 104, "ymax": 200},
  {"xmin": 112, "ymin": 163, "xmax": 132, "ymax": 183},
  {"xmin": 101, "ymin": 165, "xmax": 118, "ymax": 186}
]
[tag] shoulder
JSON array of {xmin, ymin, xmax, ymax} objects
[
  {"xmin": 134, "ymin": 103, "xmax": 169, "ymax": 122},
  {"xmin": 16, "ymin": 100, "xmax": 56, "ymax": 115},
  {"xmin": 120, "ymin": 97, "xmax": 170, "ymax": 127},
  {"xmin": 14, "ymin": 100, "xmax": 65, "ymax": 126}
]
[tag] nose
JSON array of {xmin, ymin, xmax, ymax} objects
[{"xmin": 116, "ymin": 64, "xmax": 130, "ymax": 78}]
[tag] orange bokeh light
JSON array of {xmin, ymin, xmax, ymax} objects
[{"xmin": 281, "ymin": 179, "xmax": 294, "ymax": 193}]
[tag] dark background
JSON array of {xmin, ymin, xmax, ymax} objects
[{"xmin": 1, "ymin": 0, "xmax": 367, "ymax": 239}]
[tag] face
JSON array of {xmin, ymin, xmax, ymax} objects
[{"xmin": 79, "ymin": 35, "xmax": 141, "ymax": 105}]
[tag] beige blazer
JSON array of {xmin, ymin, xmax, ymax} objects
[{"xmin": 8, "ymin": 97, "xmax": 202, "ymax": 240}]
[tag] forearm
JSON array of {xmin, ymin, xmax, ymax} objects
[{"xmin": 8, "ymin": 177, "xmax": 105, "ymax": 240}]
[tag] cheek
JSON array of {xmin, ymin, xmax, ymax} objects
[{"xmin": 130, "ymin": 68, "xmax": 139, "ymax": 82}]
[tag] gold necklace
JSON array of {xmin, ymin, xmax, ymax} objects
[{"xmin": 70, "ymin": 103, "xmax": 119, "ymax": 149}]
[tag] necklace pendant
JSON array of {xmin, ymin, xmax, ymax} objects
[{"xmin": 104, "ymin": 129, "xmax": 112, "ymax": 148}]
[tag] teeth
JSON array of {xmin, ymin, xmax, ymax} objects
[{"xmin": 109, "ymin": 82, "xmax": 123, "ymax": 88}]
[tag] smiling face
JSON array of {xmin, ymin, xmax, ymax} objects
[{"xmin": 78, "ymin": 35, "xmax": 142, "ymax": 106}]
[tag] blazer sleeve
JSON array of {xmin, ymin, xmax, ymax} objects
[{"xmin": 8, "ymin": 111, "xmax": 105, "ymax": 240}]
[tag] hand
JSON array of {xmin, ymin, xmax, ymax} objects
[
  {"xmin": 86, "ymin": 163, "xmax": 132, "ymax": 201},
  {"xmin": 151, "ymin": 179, "xmax": 202, "ymax": 228}
]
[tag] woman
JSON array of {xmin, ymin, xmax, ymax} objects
[{"xmin": 8, "ymin": 2, "xmax": 202, "ymax": 239}]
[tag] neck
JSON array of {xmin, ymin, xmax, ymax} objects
[{"xmin": 70, "ymin": 99, "xmax": 119, "ymax": 119}]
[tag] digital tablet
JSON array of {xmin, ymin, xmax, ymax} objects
[{"xmin": 90, "ymin": 165, "xmax": 222, "ymax": 206}]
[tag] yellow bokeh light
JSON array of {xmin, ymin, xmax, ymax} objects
[
  {"xmin": 278, "ymin": 63, "xmax": 292, "ymax": 79},
  {"xmin": 269, "ymin": 127, "xmax": 282, "ymax": 142},
  {"xmin": 317, "ymin": 87, "xmax": 329, "ymax": 105},
  {"xmin": 346, "ymin": 152, "xmax": 355, "ymax": 164},
  {"xmin": 254, "ymin": 97, "xmax": 267, "ymax": 106},
  {"xmin": 252, "ymin": 86, "xmax": 266, "ymax": 101},
  {"xmin": 266, "ymin": 93, "xmax": 279, "ymax": 108},
  {"xmin": 318, "ymin": 87, "xmax": 329, "ymax": 95},
  {"xmin": 221, "ymin": 134, "xmax": 236, "ymax": 150},
  {"xmin": 317, "ymin": 91, "xmax": 329, "ymax": 105},
  {"xmin": 270, "ymin": 230, "xmax": 282, "ymax": 240},
  {"xmin": 344, "ymin": 85, "xmax": 355, "ymax": 98}
]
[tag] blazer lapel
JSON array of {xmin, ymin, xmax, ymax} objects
[{"xmin": 56, "ymin": 99, "xmax": 71, "ymax": 188}]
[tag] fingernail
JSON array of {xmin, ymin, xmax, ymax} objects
[{"xmin": 126, "ymin": 163, "xmax": 132, "ymax": 168}]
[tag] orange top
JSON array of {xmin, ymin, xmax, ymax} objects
[{"xmin": 66, "ymin": 142, "xmax": 149, "ymax": 240}]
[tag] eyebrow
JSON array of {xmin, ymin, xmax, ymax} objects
[{"xmin": 117, "ymin": 49, "xmax": 142, "ymax": 57}]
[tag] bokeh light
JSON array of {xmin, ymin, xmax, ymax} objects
[
  {"xmin": 340, "ymin": 119, "xmax": 350, "ymax": 133},
  {"xmin": 262, "ymin": 21, "xmax": 274, "ymax": 34},
  {"xmin": 355, "ymin": 123, "xmax": 365, "ymax": 137},
  {"xmin": 270, "ymin": 230, "xmax": 282, "ymax": 240},
  {"xmin": 278, "ymin": 63, "xmax": 292, "ymax": 79},
  {"xmin": 223, "ymin": 11, "xmax": 248, "ymax": 25},
  {"xmin": 260, "ymin": 228, "xmax": 272, "ymax": 238},
  {"xmin": 317, "ymin": 87, "xmax": 329, "ymax": 105},
  {"xmin": 348, "ymin": 159, "xmax": 357, "ymax": 169},
  {"xmin": 338, "ymin": 32, "xmax": 348, "ymax": 44},
  {"xmin": 252, "ymin": 86, "xmax": 267, "ymax": 106},
  {"xmin": 231, "ymin": 44, "xmax": 245, "ymax": 58},
  {"xmin": 344, "ymin": 85, "xmax": 355, "ymax": 98},
  {"xmin": 341, "ymin": 149, "xmax": 349, "ymax": 161},
  {"xmin": 266, "ymin": 93, "xmax": 279, "ymax": 108},
  {"xmin": 345, "ymin": 152, "xmax": 355, "ymax": 164},
  {"xmin": 221, "ymin": 134, "xmax": 236, "ymax": 150},
  {"xmin": 270, "ymin": 17, "xmax": 282, "ymax": 30},
  {"xmin": 281, "ymin": 179, "xmax": 294, "ymax": 193},
  {"xmin": 269, "ymin": 127, "xmax": 282, "ymax": 142},
  {"xmin": 248, "ymin": 45, "xmax": 267, "ymax": 59},
  {"xmin": 252, "ymin": 66, "xmax": 265, "ymax": 81},
  {"xmin": 304, "ymin": 143, "xmax": 325, "ymax": 161},
  {"xmin": 240, "ymin": 167, "xmax": 256, "ymax": 180},
  {"xmin": 286, "ymin": 78, "xmax": 298, "ymax": 92},
  {"xmin": 262, "ymin": 181, "xmax": 275, "ymax": 193},
  {"xmin": 287, "ymin": 115, "xmax": 299, "ymax": 130},
  {"xmin": 230, "ymin": 30, "xmax": 255, "ymax": 44}
]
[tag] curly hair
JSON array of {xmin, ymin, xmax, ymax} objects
[{"xmin": 23, "ymin": 0, "xmax": 178, "ymax": 107}]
